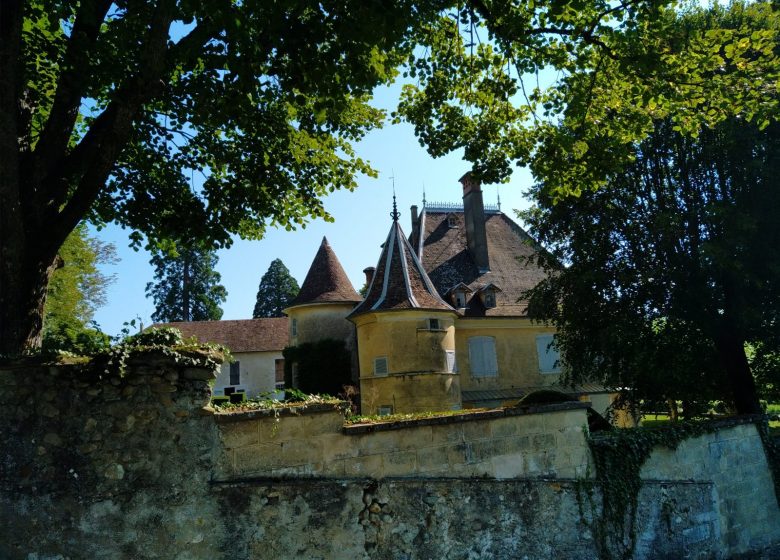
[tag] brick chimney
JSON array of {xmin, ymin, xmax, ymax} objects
[
  {"xmin": 363, "ymin": 267, "xmax": 376, "ymax": 287},
  {"xmin": 460, "ymin": 172, "xmax": 489, "ymax": 272},
  {"xmin": 410, "ymin": 205, "xmax": 419, "ymax": 243}
]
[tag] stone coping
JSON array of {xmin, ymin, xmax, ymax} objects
[
  {"xmin": 210, "ymin": 475, "xmax": 716, "ymax": 487},
  {"xmin": 343, "ymin": 401, "xmax": 591, "ymax": 435},
  {"xmin": 212, "ymin": 401, "xmax": 347, "ymax": 424}
]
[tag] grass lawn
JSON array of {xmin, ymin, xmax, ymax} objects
[{"xmin": 639, "ymin": 406, "xmax": 780, "ymax": 437}]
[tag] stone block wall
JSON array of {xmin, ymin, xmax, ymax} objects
[
  {"xmin": 1, "ymin": 353, "xmax": 778, "ymax": 559},
  {"xmin": 640, "ymin": 419, "xmax": 780, "ymax": 556},
  {"xmin": 215, "ymin": 402, "xmax": 592, "ymax": 480}
]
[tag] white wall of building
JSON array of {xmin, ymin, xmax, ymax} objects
[{"xmin": 213, "ymin": 351, "xmax": 284, "ymax": 399}]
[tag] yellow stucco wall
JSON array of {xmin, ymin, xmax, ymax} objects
[
  {"xmin": 455, "ymin": 318, "xmax": 561, "ymax": 392},
  {"xmin": 353, "ymin": 310, "xmax": 461, "ymax": 414}
]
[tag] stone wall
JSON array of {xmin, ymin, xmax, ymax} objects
[
  {"xmin": 215, "ymin": 402, "xmax": 591, "ymax": 480},
  {"xmin": 640, "ymin": 420, "xmax": 780, "ymax": 555},
  {"xmin": 1, "ymin": 352, "xmax": 778, "ymax": 560}
]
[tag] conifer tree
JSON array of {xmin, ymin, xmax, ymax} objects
[
  {"xmin": 146, "ymin": 246, "xmax": 227, "ymax": 323},
  {"xmin": 253, "ymin": 259, "xmax": 299, "ymax": 318}
]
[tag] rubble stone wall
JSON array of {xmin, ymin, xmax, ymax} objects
[{"xmin": 0, "ymin": 352, "xmax": 777, "ymax": 560}]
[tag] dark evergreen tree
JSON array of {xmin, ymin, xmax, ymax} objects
[
  {"xmin": 146, "ymin": 246, "xmax": 227, "ymax": 323},
  {"xmin": 523, "ymin": 118, "xmax": 780, "ymax": 415},
  {"xmin": 253, "ymin": 259, "xmax": 299, "ymax": 318}
]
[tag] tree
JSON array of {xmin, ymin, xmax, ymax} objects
[
  {"xmin": 397, "ymin": 1, "xmax": 779, "ymax": 193},
  {"xmin": 42, "ymin": 224, "xmax": 117, "ymax": 353},
  {"xmin": 253, "ymin": 259, "xmax": 299, "ymax": 318},
  {"xmin": 4, "ymin": 0, "xmax": 777, "ymax": 355},
  {"xmin": 146, "ymin": 245, "xmax": 227, "ymax": 323},
  {"xmin": 0, "ymin": 0, "xmax": 450, "ymax": 354},
  {"xmin": 522, "ymin": 117, "xmax": 780, "ymax": 415}
]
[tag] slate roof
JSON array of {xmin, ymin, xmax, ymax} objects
[
  {"xmin": 350, "ymin": 219, "xmax": 455, "ymax": 318},
  {"xmin": 411, "ymin": 208, "xmax": 548, "ymax": 317},
  {"xmin": 153, "ymin": 318, "xmax": 288, "ymax": 353},
  {"xmin": 461, "ymin": 383, "xmax": 612, "ymax": 403},
  {"xmin": 289, "ymin": 237, "xmax": 361, "ymax": 306}
]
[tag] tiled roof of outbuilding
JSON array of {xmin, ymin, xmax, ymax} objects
[
  {"xmin": 413, "ymin": 208, "xmax": 548, "ymax": 317},
  {"xmin": 350, "ymin": 219, "xmax": 455, "ymax": 318},
  {"xmin": 153, "ymin": 318, "xmax": 288, "ymax": 353},
  {"xmin": 289, "ymin": 237, "xmax": 361, "ymax": 306}
]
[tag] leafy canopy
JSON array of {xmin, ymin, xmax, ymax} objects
[
  {"xmin": 253, "ymin": 259, "xmax": 300, "ymax": 318},
  {"xmin": 42, "ymin": 224, "xmax": 117, "ymax": 354},
  {"xmin": 396, "ymin": 1, "xmax": 780, "ymax": 194}
]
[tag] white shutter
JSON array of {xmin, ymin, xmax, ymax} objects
[
  {"xmin": 445, "ymin": 350, "xmax": 457, "ymax": 373},
  {"xmin": 469, "ymin": 337, "xmax": 497, "ymax": 377}
]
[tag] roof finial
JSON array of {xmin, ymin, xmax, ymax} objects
[
  {"xmin": 422, "ymin": 184, "xmax": 427, "ymax": 208},
  {"xmin": 497, "ymin": 187, "xmax": 501, "ymax": 212},
  {"xmin": 390, "ymin": 170, "xmax": 400, "ymax": 221}
]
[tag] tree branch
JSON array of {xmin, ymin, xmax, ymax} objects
[
  {"xmin": 46, "ymin": 0, "xmax": 177, "ymax": 253},
  {"xmin": 29, "ymin": 0, "xmax": 113, "ymax": 188}
]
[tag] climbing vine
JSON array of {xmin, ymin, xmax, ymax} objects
[{"xmin": 584, "ymin": 422, "xmax": 718, "ymax": 560}]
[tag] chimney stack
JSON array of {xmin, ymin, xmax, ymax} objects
[
  {"xmin": 363, "ymin": 267, "xmax": 376, "ymax": 287},
  {"xmin": 410, "ymin": 205, "xmax": 419, "ymax": 244},
  {"xmin": 460, "ymin": 172, "xmax": 490, "ymax": 272}
]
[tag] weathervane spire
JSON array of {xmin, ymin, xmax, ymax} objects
[{"xmin": 390, "ymin": 170, "xmax": 400, "ymax": 222}]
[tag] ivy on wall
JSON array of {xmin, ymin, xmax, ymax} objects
[
  {"xmin": 283, "ymin": 339, "xmax": 352, "ymax": 397},
  {"xmin": 582, "ymin": 418, "xmax": 779, "ymax": 560}
]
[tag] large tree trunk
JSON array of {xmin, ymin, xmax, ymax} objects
[
  {"xmin": 714, "ymin": 326, "xmax": 762, "ymax": 415},
  {"xmin": 0, "ymin": 245, "xmax": 61, "ymax": 355}
]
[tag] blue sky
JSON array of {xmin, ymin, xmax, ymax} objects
[{"xmin": 92, "ymin": 82, "xmax": 537, "ymax": 337}]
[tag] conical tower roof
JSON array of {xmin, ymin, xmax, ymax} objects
[
  {"xmin": 289, "ymin": 237, "xmax": 361, "ymax": 306},
  {"xmin": 350, "ymin": 205, "xmax": 454, "ymax": 318}
]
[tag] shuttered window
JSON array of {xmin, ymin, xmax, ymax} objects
[
  {"xmin": 374, "ymin": 356, "xmax": 388, "ymax": 376},
  {"xmin": 536, "ymin": 334, "xmax": 562, "ymax": 374},
  {"xmin": 468, "ymin": 337, "xmax": 498, "ymax": 377}
]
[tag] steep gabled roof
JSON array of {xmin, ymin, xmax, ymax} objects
[
  {"xmin": 350, "ymin": 219, "xmax": 455, "ymax": 318},
  {"xmin": 413, "ymin": 208, "xmax": 548, "ymax": 317},
  {"xmin": 289, "ymin": 237, "xmax": 361, "ymax": 306},
  {"xmin": 153, "ymin": 318, "xmax": 288, "ymax": 353}
]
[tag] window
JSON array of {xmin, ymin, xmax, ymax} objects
[
  {"xmin": 536, "ymin": 334, "xmax": 562, "ymax": 374},
  {"xmin": 229, "ymin": 361, "xmax": 240, "ymax": 385},
  {"xmin": 291, "ymin": 318, "xmax": 298, "ymax": 337},
  {"xmin": 291, "ymin": 363, "xmax": 299, "ymax": 387},
  {"xmin": 447, "ymin": 213, "xmax": 457, "ymax": 228},
  {"xmin": 274, "ymin": 359, "xmax": 285, "ymax": 390},
  {"xmin": 377, "ymin": 405, "xmax": 393, "ymax": 416},
  {"xmin": 428, "ymin": 318, "xmax": 440, "ymax": 330},
  {"xmin": 374, "ymin": 356, "xmax": 388, "ymax": 376},
  {"xmin": 484, "ymin": 292, "xmax": 496, "ymax": 308},
  {"xmin": 468, "ymin": 337, "xmax": 498, "ymax": 377},
  {"xmin": 455, "ymin": 292, "xmax": 467, "ymax": 308},
  {"xmin": 445, "ymin": 350, "xmax": 457, "ymax": 373}
]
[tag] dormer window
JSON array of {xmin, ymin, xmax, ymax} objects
[
  {"xmin": 478, "ymin": 283, "xmax": 502, "ymax": 309},
  {"xmin": 447, "ymin": 213, "xmax": 457, "ymax": 228},
  {"xmin": 448, "ymin": 282, "xmax": 473, "ymax": 309}
]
